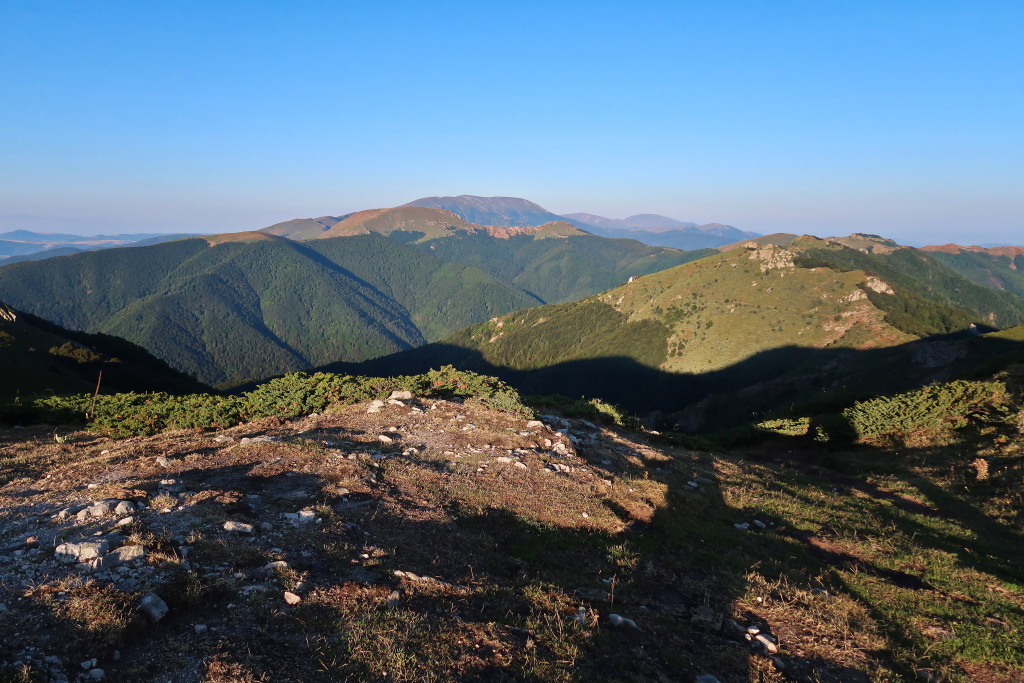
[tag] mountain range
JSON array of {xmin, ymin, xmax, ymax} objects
[
  {"xmin": 400, "ymin": 195, "xmax": 759, "ymax": 250},
  {"xmin": 0, "ymin": 209, "xmax": 703, "ymax": 387}
]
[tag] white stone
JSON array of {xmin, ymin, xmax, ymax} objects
[
  {"xmin": 389, "ymin": 390, "xmax": 413, "ymax": 400},
  {"xmin": 223, "ymin": 521, "xmax": 254, "ymax": 533},
  {"xmin": 366, "ymin": 400, "xmax": 386, "ymax": 414},
  {"xmin": 283, "ymin": 591, "xmax": 302, "ymax": 605}
]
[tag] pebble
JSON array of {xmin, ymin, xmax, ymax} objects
[
  {"xmin": 283, "ymin": 591, "xmax": 302, "ymax": 605},
  {"xmin": 155, "ymin": 456, "xmax": 172, "ymax": 468},
  {"xmin": 223, "ymin": 521, "xmax": 254, "ymax": 533},
  {"xmin": 378, "ymin": 434, "xmax": 394, "ymax": 444}
]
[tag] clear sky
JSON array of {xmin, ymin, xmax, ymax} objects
[{"xmin": 2, "ymin": 1, "xmax": 1022, "ymax": 244}]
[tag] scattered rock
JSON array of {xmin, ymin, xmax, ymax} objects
[
  {"xmin": 140, "ymin": 593, "xmax": 169, "ymax": 623},
  {"xmin": 378, "ymin": 434, "xmax": 394, "ymax": 444},
  {"xmin": 514, "ymin": 461, "xmax": 528, "ymax": 470},
  {"xmin": 113, "ymin": 500, "xmax": 135, "ymax": 516},
  {"xmin": 389, "ymin": 390, "xmax": 413, "ymax": 400},
  {"xmin": 526, "ymin": 420, "xmax": 544, "ymax": 429},
  {"xmin": 113, "ymin": 545, "xmax": 146, "ymax": 562},
  {"xmin": 695, "ymin": 676, "xmax": 722, "ymax": 683},
  {"xmin": 366, "ymin": 400, "xmax": 386, "ymax": 414},
  {"xmin": 195, "ymin": 624, "xmax": 208, "ymax": 634},
  {"xmin": 608, "ymin": 613, "xmax": 637, "ymax": 628},
  {"xmin": 88, "ymin": 669, "xmax": 105, "ymax": 680},
  {"xmin": 223, "ymin": 521, "xmax": 254, "ymax": 534},
  {"xmin": 754, "ymin": 633, "xmax": 779, "ymax": 653},
  {"xmin": 155, "ymin": 456, "xmax": 172, "ymax": 468},
  {"xmin": 55, "ymin": 541, "xmax": 109, "ymax": 564},
  {"xmin": 283, "ymin": 591, "xmax": 302, "ymax": 605}
]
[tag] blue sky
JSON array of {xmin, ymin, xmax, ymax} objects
[{"xmin": 1, "ymin": 1, "xmax": 1021, "ymax": 244}]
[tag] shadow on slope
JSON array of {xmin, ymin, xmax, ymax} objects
[{"xmin": 326, "ymin": 333, "xmax": 1024, "ymax": 432}]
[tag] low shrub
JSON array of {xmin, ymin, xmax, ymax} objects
[
  {"xmin": 14, "ymin": 366, "xmax": 532, "ymax": 437},
  {"xmin": 843, "ymin": 379, "xmax": 1013, "ymax": 446}
]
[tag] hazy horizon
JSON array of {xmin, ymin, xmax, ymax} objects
[{"xmin": 3, "ymin": 2, "xmax": 1021, "ymax": 245}]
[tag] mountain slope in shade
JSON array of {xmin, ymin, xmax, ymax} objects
[
  {"xmin": 401, "ymin": 195, "xmax": 565, "ymax": 228},
  {"xmin": 920, "ymin": 243, "xmax": 1024, "ymax": 299},
  {"xmin": 0, "ymin": 301, "xmax": 207, "ymax": 404}
]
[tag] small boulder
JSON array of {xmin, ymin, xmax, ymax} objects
[
  {"xmin": 140, "ymin": 593, "xmax": 169, "ymax": 623},
  {"xmin": 223, "ymin": 521, "xmax": 254, "ymax": 534},
  {"xmin": 389, "ymin": 390, "xmax": 413, "ymax": 400},
  {"xmin": 366, "ymin": 400, "xmax": 386, "ymax": 414},
  {"xmin": 283, "ymin": 591, "xmax": 302, "ymax": 605},
  {"xmin": 113, "ymin": 501, "xmax": 135, "ymax": 516},
  {"xmin": 608, "ymin": 613, "xmax": 637, "ymax": 628}
]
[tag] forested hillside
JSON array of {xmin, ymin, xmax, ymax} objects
[
  {"xmin": 920, "ymin": 244, "xmax": 1024, "ymax": 299},
  {"xmin": 0, "ymin": 224, "xmax": 703, "ymax": 386},
  {"xmin": 0, "ymin": 235, "xmax": 535, "ymax": 385}
]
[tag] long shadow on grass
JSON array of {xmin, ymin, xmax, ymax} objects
[
  {"xmin": 326, "ymin": 333, "xmax": 1024, "ymax": 433},
  {"xmin": 739, "ymin": 431, "xmax": 1024, "ymax": 678}
]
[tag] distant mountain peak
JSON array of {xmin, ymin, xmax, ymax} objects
[{"xmin": 400, "ymin": 195, "xmax": 563, "ymax": 228}]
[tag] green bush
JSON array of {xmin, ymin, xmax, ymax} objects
[
  {"xmin": 843, "ymin": 379, "xmax": 1012, "ymax": 445},
  {"xmin": 18, "ymin": 366, "xmax": 531, "ymax": 437}
]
